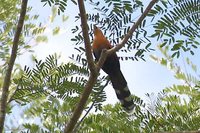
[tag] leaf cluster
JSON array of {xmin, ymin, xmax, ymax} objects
[
  {"xmin": 79, "ymin": 95, "xmax": 163, "ymax": 133},
  {"xmin": 41, "ymin": 0, "xmax": 200, "ymax": 60},
  {"xmin": 150, "ymin": 0, "xmax": 200, "ymax": 58},
  {"xmin": 70, "ymin": 0, "xmax": 153, "ymax": 61},
  {"xmin": 0, "ymin": 1, "xmax": 47, "ymax": 63},
  {"xmin": 10, "ymin": 53, "xmax": 108, "ymax": 131},
  {"xmin": 41, "ymin": 0, "xmax": 68, "ymax": 15},
  {"xmin": 12, "ymin": 54, "xmax": 88, "ymax": 104},
  {"xmin": 77, "ymin": 46, "xmax": 200, "ymax": 132},
  {"xmin": 148, "ymin": 46, "xmax": 200, "ymax": 132}
]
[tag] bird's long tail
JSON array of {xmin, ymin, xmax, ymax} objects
[{"xmin": 109, "ymin": 71, "xmax": 135, "ymax": 112}]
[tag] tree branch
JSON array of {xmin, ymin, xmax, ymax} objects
[
  {"xmin": 77, "ymin": 0, "xmax": 96, "ymax": 73},
  {"xmin": 64, "ymin": 0, "xmax": 158, "ymax": 132},
  {"xmin": 64, "ymin": 1, "xmax": 98, "ymax": 132},
  {"xmin": 97, "ymin": 0, "xmax": 158, "ymax": 69},
  {"xmin": 0, "ymin": 0, "xmax": 28, "ymax": 132}
]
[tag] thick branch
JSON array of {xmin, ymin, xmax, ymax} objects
[
  {"xmin": 64, "ymin": 0, "xmax": 98, "ymax": 132},
  {"xmin": 0, "ymin": 0, "xmax": 28, "ymax": 132},
  {"xmin": 77, "ymin": 0, "xmax": 96, "ymax": 73}
]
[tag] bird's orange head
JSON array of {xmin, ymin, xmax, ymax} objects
[
  {"xmin": 93, "ymin": 25, "xmax": 111, "ymax": 49},
  {"xmin": 93, "ymin": 25, "xmax": 104, "ymax": 37}
]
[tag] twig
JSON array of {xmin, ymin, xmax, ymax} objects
[
  {"xmin": 0, "ymin": 0, "xmax": 28, "ymax": 132},
  {"xmin": 64, "ymin": 0, "xmax": 158, "ymax": 132},
  {"xmin": 8, "ymin": 86, "xmax": 58, "ymax": 104}
]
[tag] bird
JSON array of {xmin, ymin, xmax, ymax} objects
[{"xmin": 92, "ymin": 25, "xmax": 135, "ymax": 112}]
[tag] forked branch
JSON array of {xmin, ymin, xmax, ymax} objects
[{"xmin": 97, "ymin": 0, "xmax": 158, "ymax": 69}]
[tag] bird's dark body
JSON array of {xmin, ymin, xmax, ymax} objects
[{"xmin": 92, "ymin": 26, "xmax": 134, "ymax": 112}]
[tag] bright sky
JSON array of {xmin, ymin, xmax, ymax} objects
[{"xmin": 8, "ymin": 0, "xmax": 200, "ymax": 129}]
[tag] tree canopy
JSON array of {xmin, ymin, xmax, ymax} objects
[{"xmin": 0, "ymin": 0, "xmax": 200, "ymax": 132}]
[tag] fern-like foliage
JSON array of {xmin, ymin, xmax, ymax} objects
[
  {"xmin": 10, "ymin": 54, "xmax": 108, "ymax": 131},
  {"xmin": 76, "ymin": 44, "xmax": 200, "ymax": 132},
  {"xmin": 149, "ymin": 45, "xmax": 200, "ymax": 131},
  {"xmin": 150, "ymin": 0, "xmax": 200, "ymax": 58},
  {"xmin": 42, "ymin": 0, "xmax": 200, "ymax": 60},
  {"xmin": 12, "ymin": 55, "xmax": 83, "ymax": 104},
  {"xmin": 70, "ymin": 0, "xmax": 152, "ymax": 61},
  {"xmin": 79, "ymin": 95, "xmax": 151, "ymax": 133},
  {"xmin": 41, "ymin": 0, "xmax": 68, "ymax": 15},
  {"xmin": 13, "ymin": 54, "xmax": 107, "ymax": 110}
]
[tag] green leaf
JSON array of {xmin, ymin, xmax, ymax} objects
[
  {"xmin": 52, "ymin": 27, "xmax": 60, "ymax": 35},
  {"xmin": 171, "ymin": 42, "xmax": 182, "ymax": 51},
  {"xmin": 35, "ymin": 35, "xmax": 48, "ymax": 43},
  {"xmin": 62, "ymin": 15, "xmax": 69, "ymax": 22}
]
